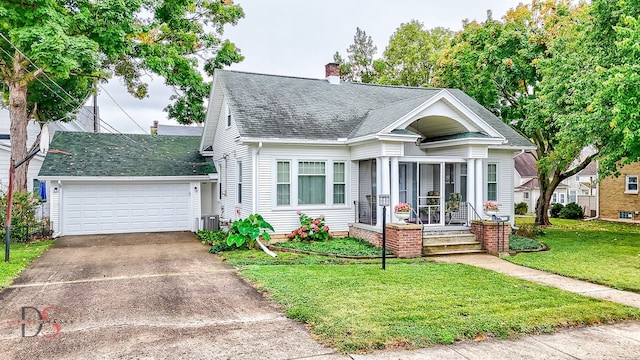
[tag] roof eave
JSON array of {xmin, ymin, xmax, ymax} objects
[
  {"xmin": 37, "ymin": 175, "xmax": 214, "ymax": 181},
  {"xmin": 237, "ymin": 137, "xmax": 348, "ymax": 145},
  {"xmin": 419, "ymin": 137, "xmax": 504, "ymax": 150}
]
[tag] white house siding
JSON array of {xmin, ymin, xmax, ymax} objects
[
  {"xmin": 255, "ymin": 145, "xmax": 353, "ymax": 235},
  {"xmin": 351, "ymin": 141, "xmax": 383, "ymax": 160},
  {"xmin": 487, "ymin": 150, "xmax": 515, "ymax": 222}
]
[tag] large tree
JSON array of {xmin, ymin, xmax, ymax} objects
[
  {"xmin": 435, "ymin": 1, "xmax": 601, "ymax": 225},
  {"xmin": 375, "ymin": 21, "xmax": 452, "ymax": 87},
  {"xmin": 333, "ymin": 27, "xmax": 377, "ymax": 83},
  {"xmin": 0, "ymin": 0, "xmax": 244, "ymax": 192}
]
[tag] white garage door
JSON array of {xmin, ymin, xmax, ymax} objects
[{"xmin": 62, "ymin": 182, "xmax": 192, "ymax": 235}]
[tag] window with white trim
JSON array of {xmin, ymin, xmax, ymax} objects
[
  {"xmin": 559, "ymin": 192, "xmax": 566, "ymax": 204},
  {"xmin": 625, "ymin": 175, "xmax": 638, "ymax": 194},
  {"xmin": 551, "ymin": 193, "xmax": 558, "ymax": 203},
  {"xmin": 487, "ymin": 163, "xmax": 497, "ymax": 201},
  {"xmin": 569, "ymin": 190, "xmax": 577, "ymax": 203},
  {"xmin": 237, "ymin": 161, "xmax": 242, "ymax": 204},
  {"xmin": 226, "ymin": 102, "xmax": 232, "ymax": 127},
  {"xmin": 333, "ymin": 162, "xmax": 346, "ymax": 204},
  {"xmin": 276, "ymin": 161, "xmax": 290, "ymax": 206},
  {"xmin": 523, "ymin": 191, "xmax": 530, "ymax": 200},
  {"xmin": 298, "ymin": 161, "xmax": 326, "ymax": 205}
]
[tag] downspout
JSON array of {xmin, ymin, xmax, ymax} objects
[
  {"xmin": 52, "ymin": 180, "xmax": 63, "ymax": 238},
  {"xmin": 251, "ymin": 141, "xmax": 276, "ymax": 257}
]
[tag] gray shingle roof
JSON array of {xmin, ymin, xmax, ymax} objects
[
  {"xmin": 216, "ymin": 70, "xmax": 533, "ymax": 148},
  {"xmin": 157, "ymin": 124, "xmax": 204, "ymax": 136},
  {"xmin": 39, "ymin": 132, "xmax": 215, "ymax": 177}
]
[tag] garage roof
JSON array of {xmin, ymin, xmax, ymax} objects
[{"xmin": 39, "ymin": 132, "xmax": 216, "ymax": 177}]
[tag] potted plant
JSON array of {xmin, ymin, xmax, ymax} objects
[
  {"xmin": 484, "ymin": 201, "xmax": 499, "ymax": 217},
  {"xmin": 394, "ymin": 202, "xmax": 411, "ymax": 224}
]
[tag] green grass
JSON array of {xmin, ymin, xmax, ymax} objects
[
  {"xmin": 0, "ymin": 240, "xmax": 54, "ymax": 289},
  {"xmin": 238, "ymin": 261, "xmax": 639, "ymax": 353},
  {"xmin": 509, "ymin": 234, "xmax": 544, "ymax": 251},
  {"xmin": 220, "ymin": 249, "xmax": 640, "ymax": 353},
  {"xmin": 273, "ymin": 237, "xmax": 393, "ymax": 257},
  {"xmin": 509, "ymin": 219, "xmax": 640, "ymax": 292}
]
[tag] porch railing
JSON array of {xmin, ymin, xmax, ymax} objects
[{"xmin": 354, "ymin": 200, "xmax": 377, "ymax": 226}]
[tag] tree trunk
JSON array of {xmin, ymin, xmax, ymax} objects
[
  {"xmin": 534, "ymin": 190, "xmax": 552, "ymax": 225},
  {"xmin": 8, "ymin": 80, "xmax": 29, "ymax": 193}
]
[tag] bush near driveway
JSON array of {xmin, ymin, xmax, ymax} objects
[{"xmin": 509, "ymin": 219, "xmax": 640, "ymax": 292}]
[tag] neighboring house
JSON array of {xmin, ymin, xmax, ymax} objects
[
  {"xmin": 40, "ymin": 64, "xmax": 534, "ymax": 237},
  {"xmin": 39, "ymin": 132, "xmax": 215, "ymax": 235},
  {"xmin": 513, "ymin": 151, "xmax": 597, "ymax": 216},
  {"xmin": 150, "ymin": 120, "xmax": 204, "ymax": 136},
  {"xmin": 0, "ymin": 106, "xmax": 97, "ymax": 193},
  {"xmin": 598, "ymin": 162, "xmax": 640, "ymax": 223}
]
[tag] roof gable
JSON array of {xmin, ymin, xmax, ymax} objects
[
  {"xmin": 39, "ymin": 132, "xmax": 215, "ymax": 177},
  {"xmin": 515, "ymin": 152, "xmax": 538, "ymax": 177}
]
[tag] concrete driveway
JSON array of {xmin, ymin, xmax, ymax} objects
[{"xmin": 0, "ymin": 232, "xmax": 343, "ymax": 360}]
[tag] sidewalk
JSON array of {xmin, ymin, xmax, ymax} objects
[{"xmin": 348, "ymin": 254, "xmax": 640, "ymax": 360}]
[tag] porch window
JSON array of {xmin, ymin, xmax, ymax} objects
[
  {"xmin": 298, "ymin": 161, "xmax": 326, "ymax": 205},
  {"xmin": 237, "ymin": 161, "xmax": 242, "ymax": 204},
  {"xmin": 625, "ymin": 175, "xmax": 638, "ymax": 194},
  {"xmin": 277, "ymin": 161, "xmax": 290, "ymax": 205},
  {"xmin": 487, "ymin": 163, "xmax": 497, "ymax": 201},
  {"xmin": 333, "ymin": 162, "xmax": 345, "ymax": 204}
]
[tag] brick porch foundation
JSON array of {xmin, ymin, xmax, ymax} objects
[
  {"xmin": 470, "ymin": 220, "xmax": 511, "ymax": 255},
  {"xmin": 349, "ymin": 223, "xmax": 422, "ymax": 258}
]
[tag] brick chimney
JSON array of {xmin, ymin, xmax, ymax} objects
[
  {"xmin": 150, "ymin": 120, "xmax": 158, "ymax": 135},
  {"xmin": 325, "ymin": 63, "xmax": 340, "ymax": 84}
]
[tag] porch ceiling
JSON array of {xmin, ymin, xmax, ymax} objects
[{"xmin": 407, "ymin": 116, "xmax": 473, "ymax": 139}]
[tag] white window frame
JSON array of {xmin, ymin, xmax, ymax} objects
[
  {"xmin": 559, "ymin": 192, "xmax": 566, "ymax": 204},
  {"xmin": 273, "ymin": 158, "xmax": 349, "ymax": 209},
  {"xmin": 236, "ymin": 160, "xmax": 242, "ymax": 204},
  {"xmin": 551, "ymin": 193, "xmax": 558, "ymax": 203},
  {"xmin": 487, "ymin": 163, "xmax": 498, "ymax": 202},
  {"xmin": 225, "ymin": 101, "xmax": 232, "ymax": 128},
  {"xmin": 333, "ymin": 161, "xmax": 346, "ymax": 205},
  {"xmin": 625, "ymin": 175, "xmax": 638, "ymax": 194},
  {"xmin": 276, "ymin": 161, "xmax": 291, "ymax": 206},
  {"xmin": 523, "ymin": 191, "xmax": 530, "ymax": 200}
]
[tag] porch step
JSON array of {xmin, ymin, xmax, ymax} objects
[
  {"xmin": 423, "ymin": 241, "xmax": 484, "ymax": 256},
  {"xmin": 422, "ymin": 232, "xmax": 484, "ymax": 255}
]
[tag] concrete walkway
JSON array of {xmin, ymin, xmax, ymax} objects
[{"xmin": 432, "ymin": 254, "xmax": 640, "ymax": 309}]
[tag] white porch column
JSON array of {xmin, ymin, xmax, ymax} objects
[
  {"xmin": 390, "ymin": 157, "xmax": 399, "ymax": 218},
  {"xmin": 377, "ymin": 156, "xmax": 391, "ymax": 229},
  {"xmin": 467, "ymin": 158, "xmax": 476, "ymax": 217},
  {"xmin": 475, "ymin": 159, "xmax": 484, "ymax": 214}
]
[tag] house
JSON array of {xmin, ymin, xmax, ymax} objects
[
  {"xmin": 150, "ymin": 120, "xmax": 204, "ymax": 136},
  {"xmin": 39, "ymin": 64, "xmax": 534, "ymax": 238},
  {"xmin": 1, "ymin": 106, "xmax": 97, "ymax": 193},
  {"xmin": 513, "ymin": 151, "xmax": 597, "ymax": 216},
  {"xmin": 598, "ymin": 162, "xmax": 640, "ymax": 223}
]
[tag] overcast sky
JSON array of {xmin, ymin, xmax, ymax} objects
[{"xmin": 93, "ymin": 0, "xmax": 526, "ymax": 134}]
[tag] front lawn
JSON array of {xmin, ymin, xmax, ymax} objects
[
  {"xmin": 222, "ymin": 250, "xmax": 640, "ymax": 353},
  {"xmin": 508, "ymin": 219, "xmax": 640, "ymax": 292},
  {"xmin": 0, "ymin": 240, "xmax": 54, "ymax": 289},
  {"xmin": 273, "ymin": 237, "xmax": 393, "ymax": 257}
]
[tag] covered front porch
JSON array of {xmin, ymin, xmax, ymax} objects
[{"xmin": 356, "ymin": 158, "xmax": 489, "ymax": 229}]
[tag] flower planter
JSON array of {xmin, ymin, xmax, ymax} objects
[{"xmin": 395, "ymin": 212, "xmax": 410, "ymax": 224}]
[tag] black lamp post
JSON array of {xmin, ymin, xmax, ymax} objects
[{"xmin": 378, "ymin": 194, "xmax": 390, "ymax": 270}]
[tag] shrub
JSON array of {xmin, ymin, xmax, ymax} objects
[
  {"xmin": 287, "ymin": 211, "xmax": 331, "ymax": 242},
  {"xmin": 514, "ymin": 223, "xmax": 546, "ymax": 238},
  {"xmin": 559, "ymin": 202, "xmax": 584, "ymax": 219},
  {"xmin": 514, "ymin": 202, "xmax": 528, "ymax": 215},
  {"xmin": 550, "ymin": 203, "xmax": 564, "ymax": 218},
  {"xmin": 509, "ymin": 234, "xmax": 543, "ymax": 251},
  {"xmin": 227, "ymin": 214, "xmax": 274, "ymax": 249},
  {"xmin": 0, "ymin": 191, "xmax": 46, "ymax": 243},
  {"xmin": 197, "ymin": 229, "xmax": 227, "ymax": 245}
]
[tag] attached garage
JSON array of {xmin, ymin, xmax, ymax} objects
[
  {"xmin": 38, "ymin": 132, "xmax": 217, "ymax": 236},
  {"xmin": 61, "ymin": 182, "xmax": 192, "ymax": 235}
]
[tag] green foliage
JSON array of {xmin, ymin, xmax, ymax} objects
[
  {"xmin": 514, "ymin": 223, "xmax": 546, "ymax": 238},
  {"xmin": 286, "ymin": 212, "xmax": 331, "ymax": 242},
  {"xmin": 276, "ymin": 237, "xmax": 392, "ymax": 257},
  {"xmin": 227, "ymin": 214, "xmax": 274, "ymax": 249},
  {"xmin": 550, "ymin": 203, "xmax": 565, "ymax": 218},
  {"xmin": 515, "ymin": 202, "xmax": 528, "ymax": 215},
  {"xmin": 333, "ymin": 27, "xmax": 378, "ymax": 83},
  {"xmin": 375, "ymin": 21, "xmax": 452, "ymax": 86},
  {"xmin": 509, "ymin": 234, "xmax": 543, "ymax": 251},
  {"xmin": 0, "ymin": 240, "xmax": 55, "ymax": 289},
  {"xmin": 558, "ymin": 202, "xmax": 584, "ymax": 219},
  {"xmin": 196, "ymin": 229, "xmax": 234, "ymax": 253},
  {"xmin": 0, "ymin": 191, "xmax": 47, "ymax": 243}
]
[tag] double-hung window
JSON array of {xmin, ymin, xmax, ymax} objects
[
  {"xmin": 626, "ymin": 175, "xmax": 638, "ymax": 194},
  {"xmin": 333, "ymin": 162, "xmax": 346, "ymax": 204},
  {"xmin": 487, "ymin": 163, "xmax": 497, "ymax": 201},
  {"xmin": 298, "ymin": 161, "xmax": 326, "ymax": 205},
  {"xmin": 277, "ymin": 161, "xmax": 291, "ymax": 205},
  {"xmin": 237, "ymin": 161, "xmax": 242, "ymax": 204}
]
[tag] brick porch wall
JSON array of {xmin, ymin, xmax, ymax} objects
[
  {"xmin": 349, "ymin": 225, "xmax": 382, "ymax": 247},
  {"xmin": 470, "ymin": 220, "xmax": 511, "ymax": 255},
  {"xmin": 349, "ymin": 224, "xmax": 422, "ymax": 258}
]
